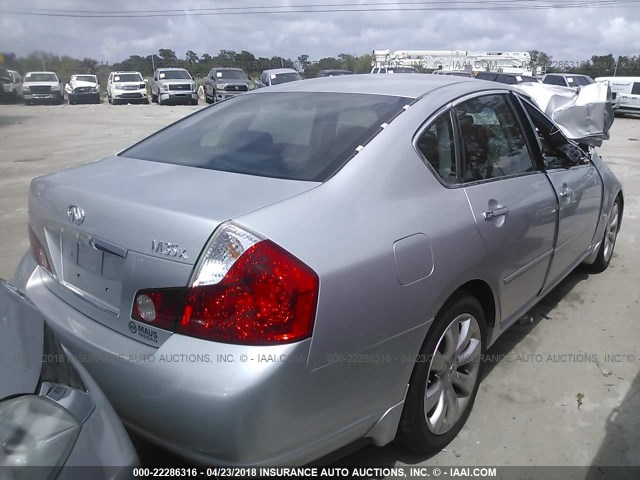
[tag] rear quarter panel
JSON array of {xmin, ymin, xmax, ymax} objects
[{"xmin": 236, "ymin": 83, "xmax": 502, "ymax": 422}]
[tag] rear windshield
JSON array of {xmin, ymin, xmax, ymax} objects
[{"xmin": 121, "ymin": 92, "xmax": 410, "ymax": 181}]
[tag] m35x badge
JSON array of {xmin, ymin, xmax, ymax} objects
[{"xmin": 152, "ymin": 240, "xmax": 188, "ymax": 259}]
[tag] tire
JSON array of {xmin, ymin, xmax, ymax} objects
[
  {"xmin": 205, "ymin": 90, "xmax": 212, "ymax": 104},
  {"xmin": 108, "ymin": 94, "xmax": 112, "ymax": 104},
  {"xmin": 24, "ymin": 99, "xmax": 31, "ymax": 106},
  {"xmin": 151, "ymin": 92, "xmax": 157, "ymax": 103},
  {"xmin": 158, "ymin": 94, "xmax": 163, "ymax": 106},
  {"xmin": 397, "ymin": 293, "xmax": 486, "ymax": 453},
  {"xmin": 191, "ymin": 98, "xmax": 198, "ymax": 106},
  {"xmin": 587, "ymin": 198, "xmax": 620, "ymax": 273}
]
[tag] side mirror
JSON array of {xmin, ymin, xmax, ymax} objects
[
  {"xmin": 144, "ymin": 78, "xmax": 149, "ymax": 84},
  {"xmin": 557, "ymin": 143, "xmax": 584, "ymax": 167}
]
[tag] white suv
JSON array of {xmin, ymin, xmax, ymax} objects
[{"xmin": 107, "ymin": 71, "xmax": 148, "ymax": 105}]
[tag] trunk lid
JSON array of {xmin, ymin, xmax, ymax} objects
[{"xmin": 29, "ymin": 156, "xmax": 318, "ymax": 346}]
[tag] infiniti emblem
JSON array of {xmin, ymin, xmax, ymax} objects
[{"xmin": 67, "ymin": 205, "xmax": 85, "ymax": 225}]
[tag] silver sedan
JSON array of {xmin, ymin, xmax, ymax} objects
[{"xmin": 15, "ymin": 75, "xmax": 622, "ymax": 465}]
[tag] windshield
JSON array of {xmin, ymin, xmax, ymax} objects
[
  {"xmin": 216, "ymin": 70, "xmax": 247, "ymax": 80},
  {"xmin": 113, "ymin": 73, "xmax": 142, "ymax": 83},
  {"xmin": 73, "ymin": 75, "xmax": 96, "ymax": 83},
  {"xmin": 159, "ymin": 70, "xmax": 191, "ymax": 80},
  {"xmin": 121, "ymin": 92, "xmax": 411, "ymax": 182},
  {"xmin": 390, "ymin": 67, "xmax": 418, "ymax": 73},
  {"xmin": 25, "ymin": 73, "xmax": 58, "ymax": 82},
  {"xmin": 271, "ymin": 72, "xmax": 302, "ymax": 85},
  {"xmin": 566, "ymin": 76, "xmax": 594, "ymax": 86}
]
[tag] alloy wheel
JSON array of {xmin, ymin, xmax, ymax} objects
[{"xmin": 424, "ymin": 313, "xmax": 482, "ymax": 435}]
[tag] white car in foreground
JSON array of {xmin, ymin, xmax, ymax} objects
[{"xmin": 107, "ymin": 71, "xmax": 148, "ymax": 105}]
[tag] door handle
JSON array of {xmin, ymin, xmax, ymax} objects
[
  {"xmin": 483, "ymin": 205, "xmax": 509, "ymax": 221},
  {"xmin": 559, "ymin": 183, "xmax": 571, "ymax": 199}
]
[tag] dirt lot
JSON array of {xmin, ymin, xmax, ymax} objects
[{"xmin": 0, "ymin": 102, "xmax": 638, "ymax": 470}]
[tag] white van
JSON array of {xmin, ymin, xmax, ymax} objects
[{"xmin": 595, "ymin": 76, "xmax": 640, "ymax": 115}]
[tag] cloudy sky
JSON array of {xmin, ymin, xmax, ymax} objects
[{"xmin": 1, "ymin": 0, "xmax": 639, "ymax": 63}]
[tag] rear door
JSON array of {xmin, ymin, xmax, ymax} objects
[
  {"xmin": 517, "ymin": 98, "xmax": 603, "ymax": 292},
  {"xmin": 456, "ymin": 92, "xmax": 558, "ymax": 322}
]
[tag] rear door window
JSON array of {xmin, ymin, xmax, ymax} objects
[
  {"xmin": 632, "ymin": 82, "xmax": 640, "ymax": 95},
  {"xmin": 416, "ymin": 111, "xmax": 457, "ymax": 184}
]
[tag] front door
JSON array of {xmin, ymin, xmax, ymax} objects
[
  {"xmin": 517, "ymin": 97, "xmax": 604, "ymax": 293},
  {"xmin": 455, "ymin": 93, "xmax": 558, "ymax": 322}
]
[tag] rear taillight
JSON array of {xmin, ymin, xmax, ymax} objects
[
  {"xmin": 28, "ymin": 225, "xmax": 51, "ymax": 273},
  {"xmin": 131, "ymin": 223, "xmax": 319, "ymax": 345}
]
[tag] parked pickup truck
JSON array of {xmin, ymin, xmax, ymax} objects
[
  {"xmin": 203, "ymin": 67, "xmax": 252, "ymax": 103},
  {"xmin": 151, "ymin": 68, "xmax": 198, "ymax": 105},
  {"xmin": 22, "ymin": 71, "xmax": 63, "ymax": 105}
]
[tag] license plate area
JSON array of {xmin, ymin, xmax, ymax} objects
[{"xmin": 61, "ymin": 236, "xmax": 124, "ymax": 312}]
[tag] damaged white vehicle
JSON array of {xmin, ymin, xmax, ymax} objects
[
  {"xmin": 515, "ymin": 81, "xmax": 615, "ymax": 148},
  {"xmin": 65, "ymin": 74, "xmax": 101, "ymax": 104}
]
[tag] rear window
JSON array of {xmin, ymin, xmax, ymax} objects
[
  {"xmin": 566, "ymin": 76, "xmax": 593, "ymax": 86},
  {"xmin": 121, "ymin": 92, "xmax": 411, "ymax": 181}
]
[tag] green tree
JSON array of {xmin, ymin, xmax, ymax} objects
[
  {"xmin": 78, "ymin": 58, "xmax": 99, "ymax": 74},
  {"xmin": 528, "ymin": 50, "xmax": 552, "ymax": 74},
  {"xmin": 338, "ymin": 53, "xmax": 356, "ymax": 71},
  {"xmin": 185, "ymin": 50, "xmax": 199, "ymax": 65},
  {"xmin": 353, "ymin": 54, "xmax": 373, "ymax": 73},
  {"xmin": 157, "ymin": 49, "xmax": 177, "ymax": 67}
]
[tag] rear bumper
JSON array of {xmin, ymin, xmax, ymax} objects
[{"xmin": 14, "ymin": 252, "xmax": 383, "ymax": 466}]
